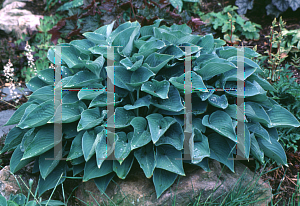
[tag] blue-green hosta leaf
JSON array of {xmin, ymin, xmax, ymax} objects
[
  {"xmin": 124, "ymin": 95, "xmax": 151, "ymax": 110},
  {"xmin": 89, "ymin": 45, "xmax": 121, "ymax": 62},
  {"xmin": 28, "ymin": 86, "xmax": 54, "ymax": 102},
  {"xmin": 89, "ymin": 92, "xmax": 121, "ymax": 108},
  {"xmin": 155, "ymin": 145, "xmax": 185, "ymax": 176},
  {"xmin": 245, "ymin": 102, "xmax": 271, "ymax": 125},
  {"xmin": 134, "ymin": 143, "xmax": 156, "ymax": 178},
  {"xmin": 82, "ymin": 130, "xmax": 102, "ymax": 162},
  {"xmin": 107, "ymin": 21, "xmax": 139, "ymax": 45},
  {"xmin": 236, "ymin": 124, "xmax": 251, "ymax": 159},
  {"xmin": 177, "ymin": 35, "xmax": 202, "ymax": 45},
  {"xmin": 224, "ymin": 80, "xmax": 261, "ymax": 97},
  {"xmin": 48, "ymin": 101, "xmax": 86, "ymax": 124},
  {"xmin": 126, "ymin": 66, "xmax": 155, "ymax": 87},
  {"xmin": 184, "ymin": 158, "xmax": 210, "ymax": 172},
  {"xmin": 120, "ymin": 55, "xmax": 144, "ymax": 71},
  {"xmin": 266, "ymin": 127, "xmax": 279, "ymax": 141},
  {"xmin": 208, "ymin": 133, "xmax": 236, "ymax": 172},
  {"xmin": 82, "ymin": 55, "xmax": 105, "ymax": 78},
  {"xmin": 113, "ymin": 154, "xmax": 134, "ymax": 179},
  {"xmin": 139, "ymin": 19, "xmax": 163, "ymax": 36},
  {"xmin": 143, "ymin": 53, "xmax": 174, "ymax": 73},
  {"xmin": 3, "ymin": 102, "xmax": 33, "ymax": 126},
  {"xmin": 157, "ymin": 45, "xmax": 185, "ymax": 59},
  {"xmin": 53, "ymin": 44, "xmax": 86, "ymax": 69},
  {"xmin": 63, "ymin": 122, "xmax": 79, "ymax": 139},
  {"xmin": 83, "ymin": 157, "xmax": 113, "ymax": 182},
  {"xmin": 20, "ymin": 128, "xmax": 36, "ymax": 152},
  {"xmin": 115, "ymin": 132, "xmax": 132, "ymax": 164},
  {"xmin": 198, "ymin": 34, "xmax": 214, "ymax": 54},
  {"xmin": 37, "ymin": 69, "xmax": 54, "ymax": 85},
  {"xmin": 1, "ymin": 127, "xmax": 25, "ymax": 154},
  {"xmin": 141, "ymin": 80, "xmax": 170, "ymax": 99},
  {"xmin": 250, "ymin": 134, "xmax": 264, "ymax": 164},
  {"xmin": 63, "ymin": 70, "xmax": 101, "ymax": 88},
  {"xmin": 70, "ymin": 39, "xmax": 95, "ymax": 55},
  {"xmin": 169, "ymin": 71, "xmax": 206, "ymax": 92},
  {"xmin": 94, "ymin": 20, "xmax": 115, "ymax": 38},
  {"xmin": 77, "ymin": 108, "xmax": 107, "ymax": 131},
  {"xmin": 196, "ymin": 61, "xmax": 237, "ymax": 80},
  {"xmin": 82, "ymin": 32, "xmax": 107, "ymax": 44},
  {"xmin": 94, "ymin": 129, "xmax": 112, "ymax": 168},
  {"xmin": 202, "ymin": 111, "xmax": 237, "ymax": 142},
  {"xmin": 26, "ymin": 76, "xmax": 48, "ymax": 92},
  {"xmin": 155, "ymin": 122, "xmax": 184, "ymax": 150},
  {"xmin": 207, "ymin": 94, "xmax": 228, "ymax": 109},
  {"xmin": 94, "ymin": 173, "xmax": 115, "ymax": 194},
  {"xmin": 224, "ymin": 104, "xmax": 248, "ymax": 123},
  {"xmin": 266, "ymin": 104, "xmax": 300, "ymax": 128},
  {"xmin": 10, "ymin": 145, "xmax": 35, "ymax": 173},
  {"xmin": 78, "ymin": 88, "xmax": 106, "ymax": 100},
  {"xmin": 17, "ymin": 99, "xmax": 54, "ymax": 129},
  {"xmin": 113, "ymin": 26, "xmax": 140, "ymax": 57},
  {"xmin": 110, "ymin": 66, "xmax": 135, "ymax": 92},
  {"xmin": 170, "ymin": 24, "xmax": 192, "ymax": 34},
  {"xmin": 108, "ymin": 107, "xmax": 135, "ymax": 128},
  {"xmin": 73, "ymin": 164, "xmax": 84, "ymax": 176},
  {"xmin": 216, "ymin": 46, "xmax": 259, "ymax": 59},
  {"xmin": 151, "ymin": 86, "xmax": 184, "ymax": 112},
  {"xmin": 153, "ymin": 28, "xmax": 179, "ymax": 44},
  {"xmin": 22, "ymin": 124, "xmax": 58, "ymax": 160},
  {"xmin": 70, "ymin": 156, "xmax": 85, "ymax": 165},
  {"xmin": 146, "ymin": 113, "xmax": 177, "ymax": 143},
  {"xmin": 39, "ymin": 148, "xmax": 62, "ymax": 180},
  {"xmin": 192, "ymin": 117, "xmax": 206, "ymax": 133},
  {"xmin": 153, "ymin": 168, "xmax": 178, "ymax": 199},
  {"xmin": 38, "ymin": 162, "xmax": 66, "ymax": 196},
  {"xmin": 257, "ymin": 136, "xmax": 287, "ymax": 166},
  {"xmin": 189, "ymin": 129, "xmax": 210, "ymax": 164},
  {"xmin": 130, "ymin": 117, "xmax": 152, "ymax": 150},
  {"xmin": 227, "ymin": 56, "xmax": 263, "ymax": 74},
  {"xmin": 192, "ymin": 95, "xmax": 208, "ymax": 115},
  {"xmin": 247, "ymin": 73, "xmax": 276, "ymax": 92},
  {"xmin": 67, "ymin": 132, "xmax": 84, "ymax": 160},
  {"xmin": 196, "ymin": 85, "xmax": 214, "ymax": 101}
]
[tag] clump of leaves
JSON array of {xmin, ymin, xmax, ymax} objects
[
  {"xmin": 267, "ymin": 64, "xmax": 300, "ymax": 152},
  {"xmin": 2, "ymin": 20, "xmax": 300, "ymax": 199},
  {"xmin": 48, "ymin": 0, "xmax": 205, "ymax": 44},
  {"xmin": 236, "ymin": 0, "xmax": 300, "ymax": 17},
  {"xmin": 199, "ymin": 5, "xmax": 261, "ymax": 44}
]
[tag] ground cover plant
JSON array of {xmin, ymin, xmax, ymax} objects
[{"xmin": 2, "ymin": 18, "xmax": 300, "ymax": 201}]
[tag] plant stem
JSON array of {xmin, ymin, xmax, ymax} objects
[{"xmin": 0, "ymin": 99, "xmax": 17, "ymax": 108}]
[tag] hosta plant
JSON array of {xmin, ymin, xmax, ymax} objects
[{"xmin": 2, "ymin": 19, "xmax": 300, "ymax": 199}]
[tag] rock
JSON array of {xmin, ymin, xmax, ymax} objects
[
  {"xmin": 0, "ymin": 1, "xmax": 43, "ymax": 38},
  {"xmin": 0, "ymin": 166, "xmax": 38, "ymax": 200},
  {"xmin": 75, "ymin": 160, "xmax": 272, "ymax": 206},
  {"xmin": 3, "ymin": 0, "xmax": 31, "ymax": 8},
  {"xmin": 1, "ymin": 85, "xmax": 31, "ymax": 102},
  {"xmin": 0, "ymin": 109, "xmax": 17, "ymax": 138}
]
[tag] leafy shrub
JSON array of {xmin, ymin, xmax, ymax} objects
[
  {"xmin": 2, "ymin": 19, "xmax": 300, "ymax": 199},
  {"xmin": 236, "ymin": 0, "xmax": 300, "ymax": 17},
  {"xmin": 49, "ymin": 0, "xmax": 205, "ymax": 44},
  {"xmin": 199, "ymin": 5, "xmax": 261, "ymax": 43},
  {"xmin": 267, "ymin": 64, "xmax": 300, "ymax": 152}
]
